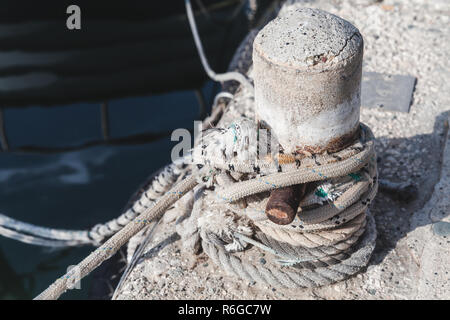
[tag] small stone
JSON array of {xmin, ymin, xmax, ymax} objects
[
  {"xmin": 385, "ymin": 156, "xmax": 396, "ymax": 163},
  {"xmin": 143, "ymin": 260, "xmax": 168, "ymax": 280},
  {"xmin": 196, "ymin": 287, "xmax": 205, "ymax": 294},
  {"xmin": 433, "ymin": 222, "xmax": 450, "ymax": 237},
  {"xmin": 367, "ymin": 289, "xmax": 377, "ymax": 295}
]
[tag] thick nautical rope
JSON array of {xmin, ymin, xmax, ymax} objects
[
  {"xmin": 34, "ymin": 174, "xmax": 198, "ymax": 300},
  {"xmin": 200, "ymin": 213, "xmax": 376, "ymax": 288},
  {"xmin": 0, "ymin": 157, "xmax": 189, "ymax": 247},
  {"xmin": 34, "ymin": 119, "xmax": 377, "ymax": 299},
  {"xmin": 180, "ymin": 118, "xmax": 378, "ymax": 288}
]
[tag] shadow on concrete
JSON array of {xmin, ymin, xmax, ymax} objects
[{"xmin": 368, "ymin": 110, "xmax": 449, "ymax": 267}]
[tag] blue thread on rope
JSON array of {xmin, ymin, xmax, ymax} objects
[
  {"xmin": 166, "ymin": 191, "xmax": 185, "ymax": 196},
  {"xmin": 257, "ymin": 178, "xmax": 278, "ymax": 189},
  {"xmin": 311, "ymin": 168, "xmax": 328, "ymax": 179},
  {"xmin": 230, "ymin": 123, "xmax": 238, "ymax": 143}
]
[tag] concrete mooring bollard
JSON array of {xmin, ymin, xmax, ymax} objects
[{"xmin": 253, "ymin": 8, "xmax": 363, "ymax": 154}]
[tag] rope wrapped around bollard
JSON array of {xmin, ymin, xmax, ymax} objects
[
  {"xmin": 183, "ymin": 120, "xmax": 378, "ymax": 288},
  {"xmin": 33, "ymin": 118, "xmax": 377, "ymax": 299}
]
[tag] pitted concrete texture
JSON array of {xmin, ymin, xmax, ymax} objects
[
  {"xmin": 253, "ymin": 7, "xmax": 363, "ymax": 153},
  {"xmin": 254, "ymin": 7, "xmax": 362, "ymax": 71}
]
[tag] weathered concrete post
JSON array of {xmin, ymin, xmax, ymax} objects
[
  {"xmin": 253, "ymin": 8, "xmax": 364, "ymax": 225},
  {"xmin": 253, "ymin": 8, "xmax": 363, "ymax": 154}
]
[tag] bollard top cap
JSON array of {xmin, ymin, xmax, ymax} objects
[{"xmin": 254, "ymin": 8, "xmax": 363, "ymax": 72}]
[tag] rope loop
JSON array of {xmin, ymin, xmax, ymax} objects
[{"xmin": 189, "ymin": 121, "xmax": 378, "ymax": 288}]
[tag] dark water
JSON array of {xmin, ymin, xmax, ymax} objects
[{"xmin": 0, "ymin": 82, "xmax": 216, "ymax": 299}]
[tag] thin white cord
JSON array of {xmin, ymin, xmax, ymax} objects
[
  {"xmin": 185, "ymin": 0, "xmax": 254, "ymax": 94},
  {"xmin": 213, "ymin": 92, "xmax": 234, "ymax": 107}
]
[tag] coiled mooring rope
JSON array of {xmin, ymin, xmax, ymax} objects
[
  {"xmin": 173, "ymin": 117, "xmax": 378, "ymax": 289},
  {"xmin": 31, "ymin": 115, "xmax": 377, "ymax": 299},
  {"xmin": 200, "ymin": 214, "xmax": 376, "ymax": 289}
]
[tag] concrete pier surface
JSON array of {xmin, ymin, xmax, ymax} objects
[{"xmin": 115, "ymin": 0, "xmax": 449, "ymax": 299}]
